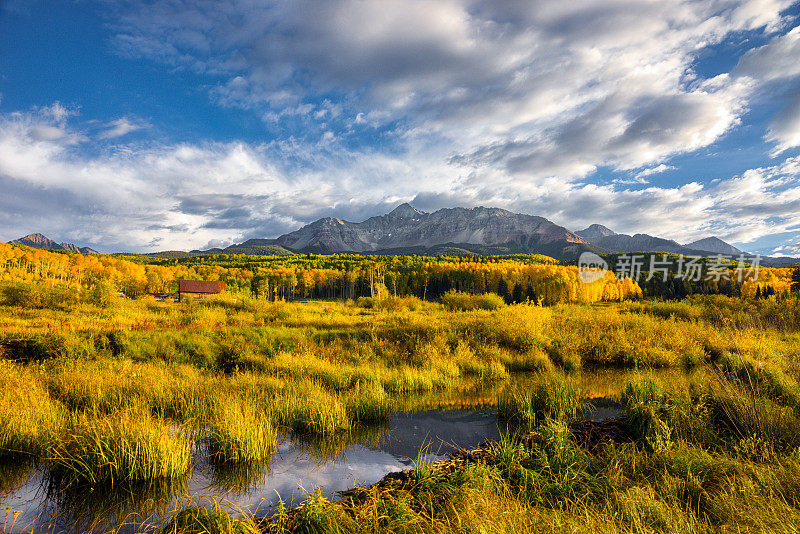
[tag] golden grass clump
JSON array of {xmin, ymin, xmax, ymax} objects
[
  {"xmin": 0, "ymin": 361, "xmax": 65, "ymax": 457},
  {"xmin": 49, "ymin": 411, "xmax": 191, "ymax": 485},
  {"xmin": 498, "ymin": 372, "xmax": 583, "ymax": 429},
  {"xmin": 342, "ymin": 380, "xmax": 391, "ymax": 423},
  {"xmin": 440, "ymin": 290, "xmax": 505, "ymax": 311},
  {"xmin": 272, "ymin": 381, "xmax": 351, "ymax": 435},
  {"xmin": 207, "ymin": 396, "xmax": 276, "ymax": 464}
]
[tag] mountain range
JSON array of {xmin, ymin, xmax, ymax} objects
[
  {"xmin": 574, "ymin": 225, "xmax": 744, "ymax": 257},
  {"xmin": 9, "ymin": 233, "xmax": 98, "ymax": 254},
  {"xmin": 200, "ymin": 204, "xmax": 798, "ymax": 266},
  {"xmin": 9, "ymin": 205, "xmax": 799, "ymax": 266},
  {"xmin": 200, "ymin": 204, "xmax": 600, "ymax": 259}
]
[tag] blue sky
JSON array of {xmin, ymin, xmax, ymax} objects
[{"xmin": 1, "ymin": 0, "xmax": 800, "ymax": 254}]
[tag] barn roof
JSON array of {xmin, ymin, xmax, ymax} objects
[{"xmin": 178, "ymin": 280, "xmax": 225, "ymax": 294}]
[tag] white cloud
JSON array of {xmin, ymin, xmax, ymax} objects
[
  {"xmin": 99, "ymin": 117, "xmax": 151, "ymax": 139},
  {"xmin": 4, "ymin": 1, "xmax": 800, "ymax": 252},
  {"xmin": 0, "ymin": 108, "xmax": 291, "ymax": 251},
  {"xmin": 37, "ymin": 102, "xmax": 76, "ymax": 125},
  {"xmin": 767, "ymin": 93, "xmax": 800, "ymax": 154},
  {"xmin": 29, "ymin": 125, "xmax": 72, "ymax": 142},
  {"xmin": 731, "ymin": 25, "xmax": 800, "ymax": 153},
  {"xmin": 3, "ymin": 103, "xmax": 800, "ymax": 254},
  {"xmin": 633, "ymin": 164, "xmax": 677, "ymax": 180},
  {"xmin": 734, "ymin": 26, "xmax": 800, "ymax": 82},
  {"xmin": 108, "ymin": 0, "xmax": 796, "ymax": 183},
  {"xmin": 771, "ymin": 243, "xmax": 800, "ymax": 256}
]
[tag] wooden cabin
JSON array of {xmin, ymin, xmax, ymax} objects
[{"xmin": 176, "ymin": 280, "xmax": 225, "ymax": 302}]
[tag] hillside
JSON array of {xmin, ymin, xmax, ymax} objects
[{"xmin": 684, "ymin": 237, "xmax": 743, "ymax": 256}]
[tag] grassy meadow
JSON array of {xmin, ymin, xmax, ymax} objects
[{"xmin": 2, "ymin": 263, "xmax": 800, "ymax": 532}]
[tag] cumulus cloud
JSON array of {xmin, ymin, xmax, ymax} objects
[
  {"xmin": 731, "ymin": 25, "xmax": 800, "ymax": 153},
  {"xmin": 0, "ymin": 105, "xmax": 453, "ymax": 251},
  {"xmin": 0, "ymin": 107, "xmax": 291, "ymax": 251},
  {"xmin": 109, "ymin": 0, "xmax": 794, "ymax": 181},
  {"xmin": 734, "ymin": 25, "xmax": 800, "ymax": 82},
  {"xmin": 3, "ymin": 102, "xmax": 800, "ymax": 255},
  {"xmin": 4, "ymin": 1, "xmax": 800, "ymax": 253}
]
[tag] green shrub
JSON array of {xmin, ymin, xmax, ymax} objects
[
  {"xmin": 441, "ymin": 290, "xmax": 504, "ymax": 311},
  {"xmin": 89, "ymin": 280, "xmax": 118, "ymax": 308},
  {"xmin": 0, "ymin": 281, "xmax": 79, "ymax": 310}
]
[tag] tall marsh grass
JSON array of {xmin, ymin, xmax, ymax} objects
[
  {"xmin": 342, "ymin": 380, "xmax": 391, "ymax": 423},
  {"xmin": 207, "ymin": 397, "xmax": 276, "ymax": 464},
  {"xmin": 5, "ymin": 286, "xmax": 800, "ymax": 530},
  {"xmin": 0, "ymin": 361, "xmax": 64, "ymax": 457},
  {"xmin": 716, "ymin": 351, "xmax": 800, "ymax": 407},
  {"xmin": 161, "ymin": 503, "xmax": 261, "ymax": 534},
  {"xmin": 273, "ymin": 381, "xmax": 351, "ymax": 435},
  {"xmin": 49, "ymin": 411, "xmax": 191, "ymax": 485},
  {"xmin": 440, "ymin": 290, "xmax": 505, "ymax": 311},
  {"xmin": 498, "ymin": 372, "xmax": 583, "ymax": 429}
]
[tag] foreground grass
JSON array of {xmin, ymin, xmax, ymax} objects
[
  {"xmin": 179, "ymin": 415, "xmax": 800, "ymax": 534},
  {"xmin": 251, "ymin": 368, "xmax": 800, "ymax": 534},
  {"xmin": 2, "ymin": 289, "xmax": 800, "ymax": 532}
]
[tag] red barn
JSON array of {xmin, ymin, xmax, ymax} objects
[{"xmin": 177, "ymin": 280, "xmax": 225, "ymax": 302}]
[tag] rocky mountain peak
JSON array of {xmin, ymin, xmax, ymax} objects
[
  {"xmin": 388, "ymin": 203, "xmax": 426, "ymax": 219},
  {"xmin": 18, "ymin": 233, "xmax": 54, "ymax": 245},
  {"xmin": 576, "ymin": 224, "xmax": 617, "ymax": 240},
  {"xmin": 271, "ymin": 204, "xmax": 589, "ymax": 256},
  {"xmin": 9, "ymin": 233, "xmax": 98, "ymax": 254}
]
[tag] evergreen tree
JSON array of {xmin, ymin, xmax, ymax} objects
[
  {"xmin": 511, "ymin": 283, "xmax": 524, "ymax": 304},
  {"xmin": 497, "ymin": 278, "xmax": 510, "ymax": 304},
  {"xmin": 526, "ymin": 285, "xmax": 538, "ymax": 305},
  {"xmin": 791, "ymin": 268, "xmax": 800, "ymax": 294},
  {"xmin": 755, "ymin": 286, "xmax": 762, "ymax": 299},
  {"xmin": 670, "ymin": 277, "xmax": 686, "ymax": 300}
]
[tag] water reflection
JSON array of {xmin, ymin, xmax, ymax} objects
[
  {"xmin": 44, "ymin": 478, "xmax": 183, "ymax": 534},
  {"xmin": 0, "ymin": 457, "xmax": 36, "ymax": 496},
  {"xmin": 188, "ymin": 408, "xmax": 499, "ymax": 519},
  {"xmin": 203, "ymin": 459, "xmax": 271, "ymax": 497},
  {"xmin": 1, "ymin": 409, "xmax": 497, "ymax": 533},
  {"xmin": 1, "ymin": 368, "xmax": 685, "ymax": 533}
]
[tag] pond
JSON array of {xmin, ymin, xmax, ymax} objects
[{"xmin": 1, "ymin": 369, "xmax": 683, "ymax": 533}]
